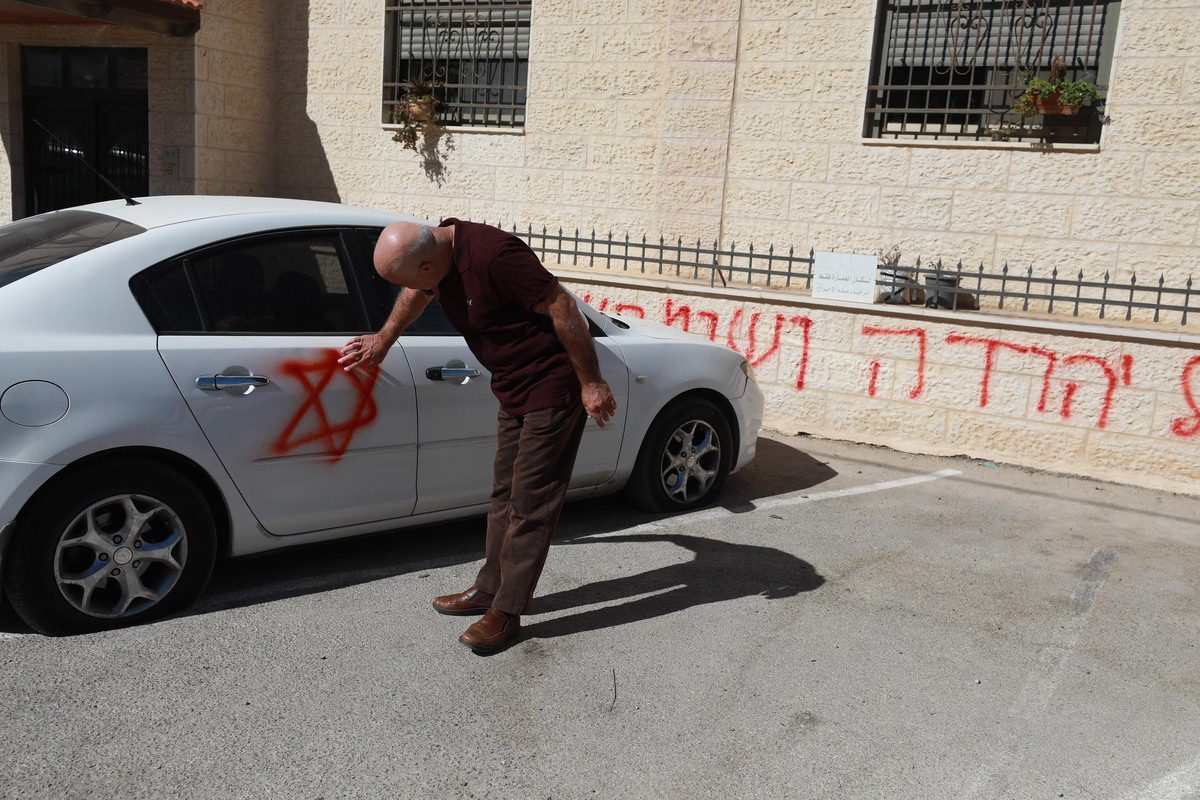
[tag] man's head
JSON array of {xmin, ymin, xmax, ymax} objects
[{"xmin": 374, "ymin": 221, "xmax": 450, "ymax": 290}]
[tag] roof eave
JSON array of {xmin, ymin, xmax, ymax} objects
[{"xmin": 6, "ymin": 0, "xmax": 200, "ymax": 36}]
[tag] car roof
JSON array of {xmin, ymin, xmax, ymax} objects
[{"xmin": 71, "ymin": 195, "xmax": 409, "ymax": 229}]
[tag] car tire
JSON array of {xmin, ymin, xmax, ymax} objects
[
  {"xmin": 4, "ymin": 458, "xmax": 217, "ymax": 636},
  {"xmin": 625, "ymin": 396, "xmax": 734, "ymax": 513}
]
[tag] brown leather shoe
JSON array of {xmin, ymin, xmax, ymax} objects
[
  {"xmin": 459, "ymin": 608, "xmax": 521, "ymax": 653},
  {"xmin": 432, "ymin": 586, "xmax": 494, "ymax": 616}
]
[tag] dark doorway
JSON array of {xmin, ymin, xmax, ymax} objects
[{"xmin": 20, "ymin": 46, "xmax": 149, "ymax": 216}]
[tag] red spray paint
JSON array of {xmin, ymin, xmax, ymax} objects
[
  {"xmin": 1171, "ymin": 355, "xmax": 1200, "ymax": 438},
  {"xmin": 272, "ymin": 349, "xmax": 380, "ymax": 463},
  {"xmin": 861, "ymin": 325, "xmax": 927, "ymax": 399}
]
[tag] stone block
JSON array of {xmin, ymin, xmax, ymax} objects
[
  {"xmin": 908, "ymin": 149, "xmax": 1011, "ymax": 190},
  {"xmin": 944, "ymin": 412, "xmax": 1088, "ymax": 461},
  {"xmin": 728, "ymin": 140, "xmax": 829, "ymax": 181},
  {"xmin": 668, "ymin": 63, "xmax": 736, "ymax": 100},
  {"xmin": 662, "ymin": 101, "xmax": 730, "ymax": 136},
  {"xmin": 535, "ymin": 25, "xmax": 596, "ymax": 62},
  {"xmin": 880, "ymin": 187, "xmax": 953, "ymax": 230},
  {"xmin": 1006, "ymin": 151, "xmax": 1144, "ymax": 196},
  {"xmin": 668, "ymin": 21, "xmax": 739, "ymax": 61},
  {"xmin": 495, "ymin": 168, "xmax": 564, "ymax": 204},
  {"xmin": 778, "ymin": 101, "xmax": 865, "ymax": 143},
  {"xmin": 660, "ymin": 137, "xmax": 728, "ymax": 177},
  {"xmin": 1071, "ymin": 197, "xmax": 1200, "ymax": 246},
  {"xmin": 725, "ymin": 178, "xmax": 791, "ymax": 219},
  {"xmin": 525, "ymin": 135, "xmax": 589, "ymax": 169},
  {"xmin": 589, "ymin": 136, "xmax": 658, "ymax": 170},
  {"xmin": 827, "ymin": 144, "xmax": 909, "ymax": 185},
  {"xmin": 1142, "ymin": 154, "xmax": 1200, "ymax": 200},
  {"xmin": 993, "ymin": 236, "xmax": 1119, "ymax": 281},
  {"xmin": 1085, "ymin": 431, "xmax": 1200, "ymax": 485},
  {"xmin": 789, "ymin": 182, "xmax": 879, "ymax": 225},
  {"xmin": 738, "ymin": 64, "xmax": 815, "ymax": 101},
  {"xmin": 658, "ymin": 176, "xmax": 724, "ymax": 214},
  {"xmin": 950, "ymin": 191, "xmax": 1072, "ymax": 238}
]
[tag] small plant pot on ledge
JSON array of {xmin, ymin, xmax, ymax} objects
[
  {"xmin": 1032, "ymin": 93, "xmax": 1080, "ymax": 116},
  {"xmin": 406, "ymin": 97, "xmax": 437, "ymax": 124}
]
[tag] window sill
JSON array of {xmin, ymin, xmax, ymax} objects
[
  {"xmin": 860, "ymin": 137, "xmax": 1101, "ymax": 154},
  {"xmin": 381, "ymin": 124, "xmax": 525, "ymax": 136}
]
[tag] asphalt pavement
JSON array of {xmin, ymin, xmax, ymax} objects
[{"xmin": 2, "ymin": 433, "xmax": 1199, "ymax": 800}]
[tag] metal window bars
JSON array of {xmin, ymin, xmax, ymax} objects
[
  {"xmin": 864, "ymin": 0, "xmax": 1121, "ymax": 143},
  {"xmin": 383, "ymin": 0, "xmax": 530, "ymax": 128},
  {"xmin": 487, "ymin": 224, "xmax": 1199, "ymax": 328}
]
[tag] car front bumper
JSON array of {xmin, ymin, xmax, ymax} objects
[{"xmin": 732, "ymin": 378, "xmax": 764, "ymax": 473}]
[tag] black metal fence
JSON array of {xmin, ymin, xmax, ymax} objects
[
  {"xmin": 383, "ymin": 0, "xmax": 530, "ymax": 128},
  {"xmin": 493, "ymin": 224, "xmax": 1199, "ymax": 328}
]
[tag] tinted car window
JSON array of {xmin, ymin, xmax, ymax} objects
[
  {"xmin": 0, "ymin": 210, "xmax": 145, "ymax": 290},
  {"xmin": 191, "ymin": 234, "xmax": 367, "ymax": 334},
  {"xmin": 357, "ymin": 227, "xmax": 459, "ymax": 335},
  {"xmin": 137, "ymin": 263, "xmax": 202, "ymax": 332}
]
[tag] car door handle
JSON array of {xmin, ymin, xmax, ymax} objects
[
  {"xmin": 195, "ymin": 374, "xmax": 271, "ymax": 391},
  {"xmin": 426, "ymin": 366, "xmax": 481, "ymax": 381}
]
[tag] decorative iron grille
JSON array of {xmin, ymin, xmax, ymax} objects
[
  {"xmin": 864, "ymin": 0, "xmax": 1121, "ymax": 143},
  {"xmin": 489, "ymin": 224, "xmax": 1199, "ymax": 328},
  {"xmin": 383, "ymin": 0, "xmax": 530, "ymax": 128}
]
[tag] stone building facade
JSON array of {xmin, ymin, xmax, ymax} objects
[{"xmin": 2, "ymin": 0, "xmax": 1197, "ymax": 286}]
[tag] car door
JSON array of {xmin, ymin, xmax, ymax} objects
[
  {"xmin": 140, "ymin": 229, "xmax": 420, "ymax": 536},
  {"xmin": 353, "ymin": 229, "xmax": 629, "ymax": 515}
]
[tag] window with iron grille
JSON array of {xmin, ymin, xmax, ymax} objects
[
  {"xmin": 383, "ymin": 0, "xmax": 530, "ymax": 129},
  {"xmin": 864, "ymin": 0, "xmax": 1121, "ymax": 144}
]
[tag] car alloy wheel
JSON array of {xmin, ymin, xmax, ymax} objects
[
  {"xmin": 660, "ymin": 420, "xmax": 722, "ymax": 504},
  {"xmin": 52, "ymin": 494, "xmax": 188, "ymax": 619}
]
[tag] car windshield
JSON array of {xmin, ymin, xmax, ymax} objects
[{"xmin": 0, "ymin": 210, "xmax": 146, "ymax": 290}]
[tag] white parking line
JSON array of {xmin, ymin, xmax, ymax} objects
[
  {"xmin": 588, "ymin": 468, "xmax": 962, "ymax": 539},
  {"xmin": 0, "ymin": 632, "xmax": 27, "ymax": 641}
]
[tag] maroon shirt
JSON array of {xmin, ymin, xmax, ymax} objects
[{"xmin": 434, "ymin": 219, "xmax": 580, "ymax": 415}]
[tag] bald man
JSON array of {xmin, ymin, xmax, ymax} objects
[{"xmin": 339, "ymin": 219, "xmax": 617, "ymax": 654}]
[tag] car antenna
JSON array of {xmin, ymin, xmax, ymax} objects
[{"xmin": 32, "ymin": 119, "xmax": 141, "ymax": 206}]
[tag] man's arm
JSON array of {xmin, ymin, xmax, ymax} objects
[
  {"xmin": 339, "ymin": 288, "xmax": 433, "ymax": 373},
  {"xmin": 536, "ymin": 285, "xmax": 617, "ymax": 428}
]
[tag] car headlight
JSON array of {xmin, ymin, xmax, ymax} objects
[{"xmin": 739, "ymin": 359, "xmax": 756, "ymax": 382}]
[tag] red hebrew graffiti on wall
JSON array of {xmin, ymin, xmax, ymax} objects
[
  {"xmin": 272, "ymin": 349, "xmax": 380, "ymax": 463},
  {"xmin": 944, "ymin": 333, "xmax": 1131, "ymax": 429},
  {"xmin": 1172, "ymin": 355, "xmax": 1200, "ymax": 438},
  {"xmin": 861, "ymin": 325, "xmax": 927, "ymax": 399},
  {"xmin": 572, "ymin": 286, "xmax": 1200, "ymax": 439},
  {"xmin": 1053, "ymin": 353, "xmax": 1133, "ymax": 429}
]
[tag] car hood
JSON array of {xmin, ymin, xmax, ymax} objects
[{"xmin": 611, "ymin": 313, "xmax": 709, "ymax": 342}]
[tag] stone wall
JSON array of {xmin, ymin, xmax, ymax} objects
[
  {"xmin": 277, "ymin": 0, "xmax": 1200, "ymax": 287},
  {"xmin": 560, "ymin": 270, "xmax": 1200, "ymax": 496},
  {"xmin": 192, "ymin": 0, "xmax": 275, "ymax": 195}
]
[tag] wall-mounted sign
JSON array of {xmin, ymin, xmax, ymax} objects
[{"xmin": 812, "ymin": 251, "xmax": 877, "ymax": 305}]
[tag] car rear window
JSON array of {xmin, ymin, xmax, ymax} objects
[{"xmin": 0, "ymin": 209, "xmax": 145, "ymax": 289}]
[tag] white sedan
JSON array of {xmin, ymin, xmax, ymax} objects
[{"xmin": 0, "ymin": 197, "xmax": 764, "ymax": 635}]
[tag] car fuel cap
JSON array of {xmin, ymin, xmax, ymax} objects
[{"xmin": 1, "ymin": 381, "xmax": 69, "ymax": 427}]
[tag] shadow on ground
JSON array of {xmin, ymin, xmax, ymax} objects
[{"xmin": 0, "ymin": 437, "xmax": 834, "ymax": 636}]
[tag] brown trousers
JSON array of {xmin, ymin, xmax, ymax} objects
[{"xmin": 475, "ymin": 401, "xmax": 587, "ymax": 615}]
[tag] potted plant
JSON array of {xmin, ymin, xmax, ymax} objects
[
  {"xmin": 390, "ymin": 78, "xmax": 440, "ymax": 152},
  {"xmin": 1014, "ymin": 56, "xmax": 1099, "ymax": 118}
]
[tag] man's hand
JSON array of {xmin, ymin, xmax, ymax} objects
[
  {"xmin": 582, "ymin": 380, "xmax": 617, "ymax": 428},
  {"xmin": 339, "ymin": 332, "xmax": 394, "ymax": 373}
]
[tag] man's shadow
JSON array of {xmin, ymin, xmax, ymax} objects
[{"xmin": 522, "ymin": 532, "xmax": 824, "ymax": 640}]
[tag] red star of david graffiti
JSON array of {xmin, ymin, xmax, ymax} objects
[{"xmin": 270, "ymin": 349, "xmax": 380, "ymax": 463}]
